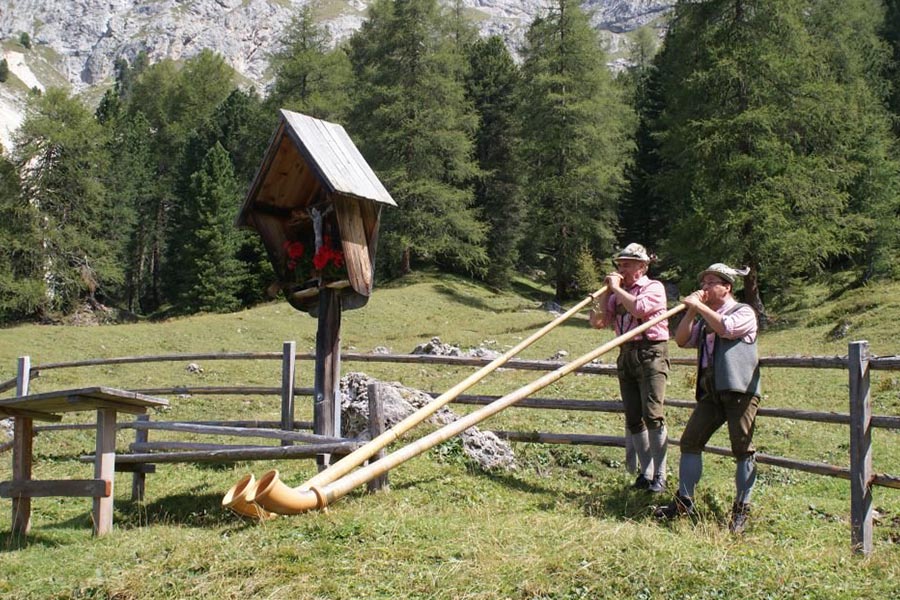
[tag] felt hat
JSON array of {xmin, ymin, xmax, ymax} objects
[
  {"xmin": 613, "ymin": 243, "xmax": 651, "ymax": 263},
  {"xmin": 698, "ymin": 263, "xmax": 750, "ymax": 284}
]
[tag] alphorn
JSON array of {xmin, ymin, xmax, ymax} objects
[
  {"xmin": 223, "ymin": 286, "xmax": 609, "ymax": 518},
  {"xmin": 248, "ymin": 303, "xmax": 686, "ymax": 515}
]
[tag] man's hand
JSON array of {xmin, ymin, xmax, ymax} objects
[
  {"xmin": 682, "ymin": 290, "xmax": 707, "ymax": 309},
  {"xmin": 604, "ymin": 272, "xmax": 624, "ymax": 290}
]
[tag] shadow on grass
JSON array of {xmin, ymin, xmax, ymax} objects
[
  {"xmin": 482, "ymin": 469, "xmax": 566, "ymax": 498},
  {"xmin": 0, "ymin": 530, "xmax": 68, "ymax": 553},
  {"xmin": 510, "ymin": 278, "xmax": 554, "ymax": 304},
  {"xmin": 581, "ymin": 484, "xmax": 665, "ymax": 521},
  {"xmin": 113, "ymin": 489, "xmax": 258, "ymax": 530}
]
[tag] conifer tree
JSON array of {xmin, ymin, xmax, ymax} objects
[
  {"xmin": 14, "ymin": 88, "xmax": 122, "ymax": 313},
  {"xmin": 173, "ymin": 143, "xmax": 244, "ymax": 313},
  {"xmin": 518, "ymin": 0, "xmax": 633, "ymax": 299},
  {"xmin": 124, "ymin": 52, "xmax": 238, "ymax": 310},
  {"xmin": 348, "ymin": 0, "xmax": 487, "ymax": 277},
  {"xmin": 650, "ymin": 0, "xmax": 900, "ymax": 310},
  {"xmin": 465, "ymin": 35, "xmax": 525, "ymax": 288},
  {"xmin": 618, "ymin": 27, "xmax": 667, "ymax": 253},
  {"xmin": 178, "ymin": 89, "xmax": 274, "ymax": 307},
  {"xmin": 0, "ymin": 154, "xmax": 43, "ymax": 321},
  {"xmin": 267, "ymin": 5, "xmax": 353, "ymax": 122},
  {"xmin": 885, "ymin": 0, "xmax": 900, "ymax": 131}
]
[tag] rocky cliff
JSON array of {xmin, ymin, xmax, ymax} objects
[{"xmin": 0, "ymin": 0, "xmax": 673, "ymax": 151}]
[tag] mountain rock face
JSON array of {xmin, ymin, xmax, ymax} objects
[{"xmin": 0, "ymin": 0, "xmax": 673, "ymax": 151}]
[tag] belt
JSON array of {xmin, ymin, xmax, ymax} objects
[{"xmin": 622, "ymin": 339, "xmax": 667, "ymax": 349}]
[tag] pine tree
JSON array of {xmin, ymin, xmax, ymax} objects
[
  {"xmin": 174, "ymin": 143, "xmax": 244, "ymax": 313},
  {"xmin": 348, "ymin": 0, "xmax": 487, "ymax": 277},
  {"xmin": 518, "ymin": 0, "xmax": 634, "ymax": 299},
  {"xmin": 465, "ymin": 36, "xmax": 525, "ymax": 288}
]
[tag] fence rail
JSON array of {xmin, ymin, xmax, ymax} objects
[{"xmin": 2, "ymin": 340, "xmax": 897, "ymax": 554}]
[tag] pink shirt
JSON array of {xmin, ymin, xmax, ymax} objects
[
  {"xmin": 685, "ymin": 297, "xmax": 758, "ymax": 367},
  {"xmin": 603, "ymin": 275, "xmax": 669, "ymax": 341}
]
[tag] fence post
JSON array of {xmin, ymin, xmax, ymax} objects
[
  {"xmin": 366, "ymin": 383, "xmax": 389, "ymax": 493},
  {"xmin": 281, "ymin": 341, "xmax": 296, "ymax": 447},
  {"xmin": 131, "ymin": 414, "xmax": 150, "ymax": 501},
  {"xmin": 12, "ymin": 356, "xmax": 32, "ymax": 536},
  {"xmin": 848, "ymin": 340, "xmax": 873, "ymax": 555}
]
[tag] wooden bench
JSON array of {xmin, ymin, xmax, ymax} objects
[{"xmin": 0, "ymin": 387, "xmax": 168, "ymax": 536}]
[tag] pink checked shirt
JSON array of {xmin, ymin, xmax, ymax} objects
[
  {"xmin": 603, "ymin": 275, "xmax": 669, "ymax": 341},
  {"xmin": 684, "ymin": 297, "xmax": 758, "ymax": 368}
]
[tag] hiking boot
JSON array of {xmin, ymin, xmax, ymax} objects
[
  {"xmin": 648, "ymin": 474, "xmax": 667, "ymax": 494},
  {"xmin": 632, "ymin": 474, "xmax": 651, "ymax": 490},
  {"xmin": 653, "ymin": 493, "xmax": 694, "ymax": 520},
  {"xmin": 729, "ymin": 502, "xmax": 751, "ymax": 534}
]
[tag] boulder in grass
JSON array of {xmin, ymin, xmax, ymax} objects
[{"xmin": 340, "ymin": 372, "xmax": 516, "ymax": 471}]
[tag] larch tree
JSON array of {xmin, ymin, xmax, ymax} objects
[
  {"xmin": 518, "ymin": 0, "xmax": 634, "ymax": 299},
  {"xmin": 0, "ymin": 153, "xmax": 44, "ymax": 321},
  {"xmin": 266, "ymin": 5, "xmax": 353, "ymax": 122},
  {"xmin": 14, "ymin": 88, "xmax": 123, "ymax": 314},
  {"xmin": 650, "ymin": 0, "xmax": 900, "ymax": 312}
]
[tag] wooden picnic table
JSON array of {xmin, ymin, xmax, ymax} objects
[{"xmin": 0, "ymin": 387, "xmax": 168, "ymax": 536}]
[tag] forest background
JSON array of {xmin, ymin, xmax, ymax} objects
[{"xmin": 1, "ymin": 0, "xmax": 899, "ymax": 323}]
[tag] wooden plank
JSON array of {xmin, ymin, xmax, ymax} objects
[
  {"xmin": 0, "ymin": 479, "xmax": 110, "ymax": 498},
  {"xmin": 131, "ymin": 414, "xmax": 150, "ymax": 501},
  {"xmin": 0, "ymin": 386, "xmax": 168, "ymax": 415},
  {"xmin": 314, "ymin": 288, "xmax": 342, "ymax": 469},
  {"xmin": 130, "ymin": 442, "xmax": 273, "ymax": 452},
  {"xmin": 100, "ymin": 442, "xmax": 363, "ymax": 464},
  {"xmin": 128, "ymin": 421, "xmax": 348, "ymax": 443},
  {"xmin": 34, "ymin": 351, "xmax": 282, "ymax": 371},
  {"xmin": 116, "ymin": 463, "xmax": 156, "ymax": 474},
  {"xmin": 281, "ymin": 341, "xmax": 296, "ymax": 447},
  {"xmin": 335, "ymin": 194, "xmax": 373, "ymax": 296},
  {"xmin": 93, "ymin": 408, "xmax": 117, "ymax": 536},
  {"xmin": 0, "ymin": 407, "xmax": 62, "ymax": 421},
  {"xmin": 849, "ymin": 341, "xmax": 873, "ymax": 555},
  {"xmin": 237, "ymin": 121, "xmax": 286, "ymax": 227},
  {"xmin": 281, "ymin": 110, "xmax": 395, "ymax": 206},
  {"xmin": 366, "ymin": 383, "xmax": 388, "ymax": 493},
  {"xmin": 12, "ymin": 356, "xmax": 32, "ymax": 536}
]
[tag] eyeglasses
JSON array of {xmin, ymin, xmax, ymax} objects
[{"xmin": 701, "ymin": 279, "xmax": 726, "ymax": 288}]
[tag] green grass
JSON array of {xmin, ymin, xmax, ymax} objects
[{"xmin": 0, "ymin": 273, "xmax": 899, "ymax": 599}]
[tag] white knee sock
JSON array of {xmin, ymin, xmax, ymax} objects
[
  {"xmin": 632, "ymin": 430, "xmax": 653, "ymax": 478},
  {"xmin": 648, "ymin": 425, "xmax": 668, "ymax": 480}
]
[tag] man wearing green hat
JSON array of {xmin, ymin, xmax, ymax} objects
[
  {"xmin": 655, "ymin": 263, "xmax": 760, "ymax": 534},
  {"xmin": 590, "ymin": 243, "xmax": 670, "ymax": 494}
]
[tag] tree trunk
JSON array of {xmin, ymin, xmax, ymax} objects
[
  {"xmin": 743, "ymin": 262, "xmax": 767, "ymax": 327},
  {"xmin": 400, "ymin": 246, "xmax": 411, "ymax": 275}
]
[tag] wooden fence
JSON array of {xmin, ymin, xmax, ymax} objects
[{"xmin": 1, "ymin": 340, "xmax": 898, "ymax": 554}]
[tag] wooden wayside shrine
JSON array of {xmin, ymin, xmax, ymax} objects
[{"xmin": 236, "ymin": 110, "xmax": 395, "ymax": 467}]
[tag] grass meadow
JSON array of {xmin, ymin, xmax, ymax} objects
[{"xmin": 0, "ymin": 271, "xmax": 899, "ymax": 599}]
